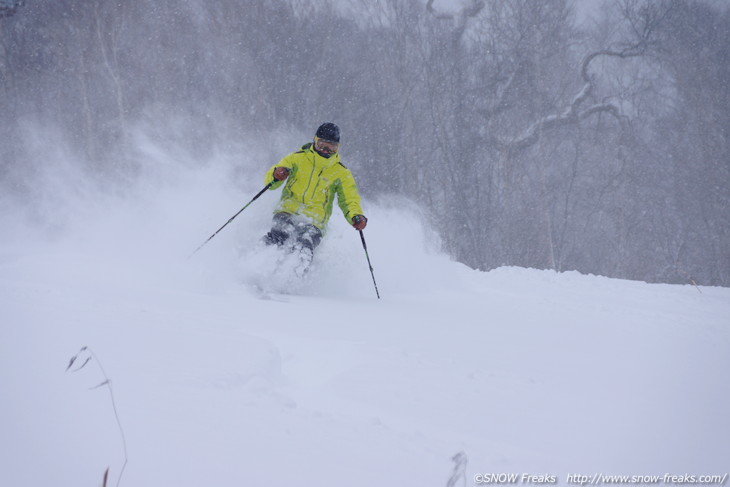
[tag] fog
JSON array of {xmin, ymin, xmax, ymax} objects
[{"xmin": 1, "ymin": 0, "xmax": 728, "ymax": 285}]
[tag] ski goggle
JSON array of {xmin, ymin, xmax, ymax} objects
[{"xmin": 314, "ymin": 136, "xmax": 339, "ymax": 155}]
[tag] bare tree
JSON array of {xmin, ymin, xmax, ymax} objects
[{"xmin": 2, "ymin": 0, "xmax": 727, "ymax": 284}]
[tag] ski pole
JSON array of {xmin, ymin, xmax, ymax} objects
[
  {"xmin": 190, "ymin": 181, "xmax": 274, "ymax": 257},
  {"xmin": 358, "ymin": 230, "xmax": 380, "ymax": 299}
]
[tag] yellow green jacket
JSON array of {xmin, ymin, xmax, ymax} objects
[{"xmin": 265, "ymin": 142, "xmax": 364, "ymax": 230}]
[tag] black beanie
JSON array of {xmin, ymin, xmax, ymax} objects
[{"xmin": 315, "ymin": 122, "xmax": 340, "ymax": 143}]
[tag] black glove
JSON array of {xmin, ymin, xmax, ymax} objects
[
  {"xmin": 273, "ymin": 167, "xmax": 290, "ymax": 181},
  {"xmin": 352, "ymin": 215, "xmax": 367, "ymax": 230}
]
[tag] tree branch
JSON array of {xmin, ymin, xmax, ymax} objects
[
  {"xmin": 498, "ymin": 0, "xmax": 673, "ymax": 156},
  {"xmin": 425, "ymin": 0, "xmax": 453, "ymax": 20},
  {"xmin": 0, "ymin": 0, "xmax": 24, "ymax": 18},
  {"xmin": 426, "ymin": 0, "xmax": 485, "ymax": 39}
]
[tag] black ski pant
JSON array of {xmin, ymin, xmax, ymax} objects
[{"xmin": 264, "ymin": 212, "xmax": 322, "ymax": 253}]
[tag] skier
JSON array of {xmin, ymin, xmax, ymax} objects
[{"xmin": 262, "ymin": 122, "xmax": 368, "ymax": 275}]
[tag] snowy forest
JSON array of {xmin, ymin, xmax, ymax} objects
[{"xmin": 1, "ymin": 0, "xmax": 728, "ymax": 286}]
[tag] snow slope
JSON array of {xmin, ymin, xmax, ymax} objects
[{"xmin": 1, "ymin": 161, "xmax": 729, "ymax": 487}]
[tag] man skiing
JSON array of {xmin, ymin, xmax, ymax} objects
[{"xmin": 262, "ymin": 122, "xmax": 367, "ymax": 275}]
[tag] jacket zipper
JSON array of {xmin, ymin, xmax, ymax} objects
[
  {"xmin": 302, "ymin": 152, "xmax": 325, "ymax": 203},
  {"xmin": 302, "ymin": 154, "xmax": 317, "ymax": 204}
]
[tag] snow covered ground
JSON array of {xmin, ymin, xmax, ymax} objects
[{"xmin": 1, "ymin": 160, "xmax": 729, "ymax": 487}]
